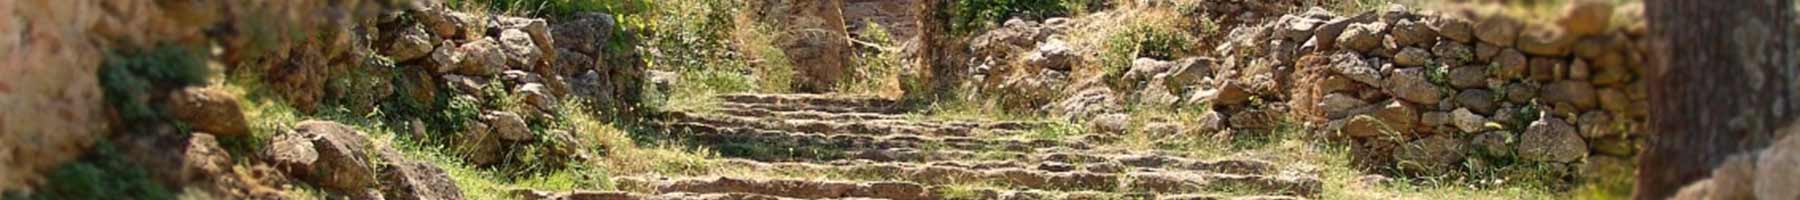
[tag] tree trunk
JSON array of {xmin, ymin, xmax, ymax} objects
[
  {"xmin": 1638, "ymin": 0, "xmax": 1797, "ymax": 199},
  {"xmin": 904, "ymin": 0, "xmax": 964, "ymax": 102}
]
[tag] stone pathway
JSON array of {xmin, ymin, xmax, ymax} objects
[{"xmin": 520, "ymin": 93, "xmax": 1321, "ymax": 200}]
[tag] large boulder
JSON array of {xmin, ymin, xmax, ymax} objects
[
  {"xmin": 1472, "ymin": 131, "xmax": 1515, "ymax": 157},
  {"xmin": 1229, "ymin": 109, "xmax": 1285, "ymax": 130},
  {"xmin": 483, "ymin": 111, "xmax": 533, "ymax": 142},
  {"xmin": 1474, "ymin": 15, "xmax": 1522, "ymax": 47},
  {"xmin": 1505, "ymin": 82, "xmax": 1540, "ymax": 103},
  {"xmin": 1392, "ymin": 47, "xmax": 1433, "ymax": 67},
  {"xmin": 1342, "ymin": 115, "xmax": 1394, "ymax": 138},
  {"xmin": 1432, "ymin": 15, "xmax": 1475, "ymax": 43},
  {"xmin": 1598, "ymin": 88, "xmax": 1630, "ymax": 114},
  {"xmin": 1454, "ymin": 89, "xmax": 1498, "ymax": 114},
  {"xmin": 1383, "ymin": 67, "xmax": 1445, "ymax": 104},
  {"xmin": 1448, "ymin": 65, "xmax": 1488, "ymax": 89},
  {"xmin": 1371, "ymin": 100, "xmax": 1420, "ymax": 134},
  {"xmin": 1517, "ymin": 26, "xmax": 1575, "ymax": 56},
  {"xmin": 429, "ymin": 42, "xmax": 465, "ymax": 73},
  {"xmin": 1193, "ymin": 81, "xmax": 1253, "ymax": 107},
  {"xmin": 380, "ymin": 149, "xmax": 466, "ymax": 200},
  {"xmin": 1386, "ymin": 19, "xmax": 1438, "ymax": 48},
  {"xmin": 1544, "ymin": 80, "xmax": 1600, "ymax": 110},
  {"xmin": 416, "ymin": 10, "xmax": 478, "ymax": 40},
  {"xmin": 1518, "ymin": 117, "xmax": 1587, "ymax": 162},
  {"xmin": 1023, "ymin": 38, "xmax": 1077, "ymax": 71},
  {"xmin": 1088, "ymin": 113, "xmax": 1131, "ymax": 134},
  {"xmin": 265, "ymin": 121, "xmax": 379, "ymax": 194},
  {"xmin": 1394, "ymin": 134, "xmax": 1468, "ymax": 173},
  {"xmin": 498, "ymin": 29, "xmax": 544, "ymax": 71},
  {"xmin": 1328, "ymin": 52, "xmax": 1383, "ymax": 86},
  {"xmin": 386, "ymin": 24, "xmax": 437, "ymax": 61},
  {"xmin": 1432, "ymin": 41, "xmax": 1474, "ymax": 64},
  {"xmin": 1314, "ymin": 12, "xmax": 1379, "ymax": 50},
  {"xmin": 1051, "ymin": 88, "xmax": 1123, "ymax": 121},
  {"xmin": 458, "ymin": 121, "xmax": 503, "ymax": 166},
  {"xmin": 1556, "ymin": 1, "xmax": 1615, "ymax": 37},
  {"xmin": 491, "ymin": 16, "xmax": 555, "ymax": 62},
  {"xmin": 1319, "ymin": 93, "xmax": 1369, "ymax": 118},
  {"xmin": 1495, "ymin": 48, "xmax": 1530, "ymax": 80},
  {"xmin": 456, "ymin": 38, "xmax": 506, "ymax": 76},
  {"xmin": 1161, "ymin": 57, "xmax": 1217, "ymax": 93},
  {"xmin": 516, "ymin": 83, "xmax": 558, "ymax": 113},
  {"xmin": 1528, "ymin": 57, "xmax": 1564, "ymax": 82},
  {"xmin": 1126, "ymin": 58, "xmax": 1175, "ymax": 86},
  {"xmin": 1451, "ymin": 108, "xmax": 1490, "ymax": 133},
  {"xmin": 165, "ymin": 87, "xmax": 250, "ymax": 137},
  {"xmin": 1336, "ymin": 22, "xmax": 1388, "ymax": 53},
  {"xmin": 1277, "ymin": 15, "xmax": 1323, "ymax": 42},
  {"xmin": 551, "ymin": 12, "xmax": 616, "ymax": 55},
  {"xmin": 1577, "ymin": 111, "xmax": 1618, "ymax": 138}
]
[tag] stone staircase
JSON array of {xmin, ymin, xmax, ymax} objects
[{"xmin": 521, "ymin": 93, "xmax": 1322, "ymax": 200}]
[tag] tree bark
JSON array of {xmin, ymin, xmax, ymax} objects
[
  {"xmin": 904, "ymin": 0, "xmax": 964, "ymax": 102},
  {"xmin": 1638, "ymin": 0, "xmax": 1797, "ymax": 199}
]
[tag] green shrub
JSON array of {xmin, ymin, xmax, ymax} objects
[
  {"xmin": 842, "ymin": 20, "xmax": 904, "ymax": 95},
  {"xmin": 948, "ymin": 0, "xmax": 1084, "ymax": 35},
  {"xmin": 4, "ymin": 144, "xmax": 175, "ymax": 200},
  {"xmin": 1100, "ymin": 24, "xmax": 1196, "ymax": 81},
  {"xmin": 451, "ymin": 0, "xmax": 652, "ymax": 18},
  {"xmin": 99, "ymin": 45, "xmax": 209, "ymax": 123}
]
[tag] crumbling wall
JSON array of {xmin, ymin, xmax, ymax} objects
[
  {"xmin": 746, "ymin": 0, "xmax": 854, "ymax": 93},
  {"xmin": 1225, "ymin": 2, "xmax": 1655, "ymax": 179},
  {"xmin": 843, "ymin": 0, "xmax": 921, "ymax": 41},
  {"xmin": 0, "ymin": 0, "xmax": 383, "ymax": 192}
]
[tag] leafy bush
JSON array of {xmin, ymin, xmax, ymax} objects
[
  {"xmin": 842, "ymin": 20, "xmax": 904, "ymax": 96},
  {"xmin": 4, "ymin": 144, "xmax": 174, "ymax": 200},
  {"xmin": 450, "ymin": 0, "xmax": 652, "ymax": 18},
  {"xmin": 1099, "ymin": 24, "xmax": 1196, "ymax": 80},
  {"xmin": 947, "ymin": 0, "xmax": 1080, "ymax": 35},
  {"xmin": 99, "ymin": 45, "xmax": 209, "ymax": 122}
]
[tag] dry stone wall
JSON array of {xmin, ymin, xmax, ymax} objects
[
  {"xmin": 0, "ymin": 0, "xmax": 385, "ymax": 192},
  {"xmin": 1232, "ymin": 3, "xmax": 1653, "ymax": 177},
  {"xmin": 843, "ymin": 0, "xmax": 920, "ymax": 41}
]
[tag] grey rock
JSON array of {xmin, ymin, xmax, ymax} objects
[
  {"xmin": 1383, "ymin": 67, "xmax": 1445, "ymax": 104},
  {"xmin": 1448, "ymin": 65, "xmax": 1488, "ymax": 89},
  {"xmin": 1392, "ymin": 47, "xmax": 1433, "ymax": 67},
  {"xmin": 1455, "ymin": 89, "xmax": 1499, "ymax": 114},
  {"xmin": 1519, "ymin": 117, "xmax": 1587, "ymax": 162},
  {"xmin": 1452, "ymin": 108, "xmax": 1490, "ymax": 133}
]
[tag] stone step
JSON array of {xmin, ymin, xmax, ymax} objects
[
  {"xmin": 736, "ymin": 148, "xmax": 1279, "ymax": 175},
  {"xmin": 708, "ymin": 159, "xmax": 1317, "ymax": 195},
  {"xmin": 722, "ymin": 154, "xmax": 1279, "ymax": 175},
  {"xmin": 520, "ymin": 189, "xmax": 1306, "ymax": 200},
  {"xmin": 705, "ymin": 108, "xmax": 1052, "ymax": 132},
  {"xmin": 611, "ymin": 177, "xmax": 935, "ymax": 200},
  {"xmin": 612, "ymin": 175, "xmax": 1319, "ymax": 199},
  {"xmin": 717, "ymin": 93, "xmax": 900, "ymax": 109},
  {"xmin": 716, "ymin": 107, "xmax": 907, "ymax": 121},
  {"xmin": 723, "ymin": 101, "xmax": 907, "ymax": 115},
  {"xmin": 928, "ymin": 189, "xmax": 1310, "ymax": 200},
  {"xmin": 515, "ymin": 190, "xmax": 877, "ymax": 200},
  {"xmin": 667, "ymin": 112, "xmax": 1045, "ymax": 138},
  {"xmin": 664, "ymin": 122, "xmax": 1097, "ymax": 155}
]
